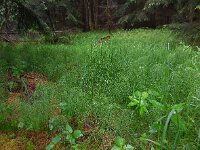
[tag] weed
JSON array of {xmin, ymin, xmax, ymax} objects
[
  {"xmin": 111, "ymin": 137, "xmax": 134, "ymax": 150},
  {"xmin": 128, "ymin": 90, "xmax": 163, "ymax": 115},
  {"xmin": 47, "ymin": 121, "xmax": 83, "ymax": 150},
  {"xmin": 7, "ymin": 81, "xmax": 18, "ymax": 92}
]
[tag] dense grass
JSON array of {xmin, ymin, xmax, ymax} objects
[{"xmin": 0, "ymin": 29, "xmax": 200, "ymax": 149}]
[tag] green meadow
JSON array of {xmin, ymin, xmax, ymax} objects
[{"xmin": 0, "ymin": 29, "xmax": 200, "ymax": 149}]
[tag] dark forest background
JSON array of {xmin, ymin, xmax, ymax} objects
[{"xmin": 0, "ymin": 0, "xmax": 199, "ymax": 32}]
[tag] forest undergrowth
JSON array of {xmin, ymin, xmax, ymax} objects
[{"xmin": 0, "ymin": 29, "xmax": 200, "ymax": 150}]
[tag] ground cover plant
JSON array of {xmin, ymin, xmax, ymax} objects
[{"xmin": 0, "ymin": 29, "xmax": 200, "ymax": 149}]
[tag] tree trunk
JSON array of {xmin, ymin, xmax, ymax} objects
[
  {"xmin": 5, "ymin": 0, "xmax": 9, "ymax": 31},
  {"xmin": 107, "ymin": 0, "xmax": 112, "ymax": 34},
  {"xmin": 82, "ymin": 0, "xmax": 90, "ymax": 31},
  {"xmin": 82, "ymin": 0, "xmax": 99, "ymax": 31},
  {"xmin": 92, "ymin": 0, "xmax": 98, "ymax": 29}
]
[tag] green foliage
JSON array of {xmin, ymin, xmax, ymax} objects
[
  {"xmin": 1, "ymin": 0, "xmax": 200, "ymax": 34},
  {"xmin": 16, "ymin": 84, "xmax": 55, "ymax": 130},
  {"xmin": 128, "ymin": 91, "xmax": 149, "ymax": 115},
  {"xmin": 7, "ymin": 81, "xmax": 18, "ymax": 91},
  {"xmin": 116, "ymin": 0, "xmax": 149, "ymax": 26},
  {"xmin": 117, "ymin": 0, "xmax": 200, "ymax": 29},
  {"xmin": 196, "ymin": 5, "xmax": 200, "ymax": 10},
  {"xmin": 26, "ymin": 140, "xmax": 36, "ymax": 150},
  {"xmin": 128, "ymin": 90, "xmax": 164, "ymax": 115},
  {"xmin": 111, "ymin": 137, "xmax": 134, "ymax": 150},
  {"xmin": 168, "ymin": 23, "xmax": 200, "ymax": 46},
  {"xmin": 0, "ymin": 103, "xmax": 16, "ymax": 131},
  {"xmin": 43, "ymin": 34, "xmax": 72, "ymax": 44},
  {"xmin": 10, "ymin": 61, "xmax": 27, "ymax": 78},
  {"xmin": 0, "ymin": 0, "xmax": 81, "ymax": 32},
  {"xmin": 0, "ymin": 58, "xmax": 8, "ymax": 100},
  {"xmin": 140, "ymin": 102, "xmax": 187, "ymax": 149},
  {"xmin": 0, "ymin": 0, "xmax": 18, "ymax": 29},
  {"xmin": 0, "ymin": 29, "xmax": 199, "ymax": 149},
  {"xmin": 47, "ymin": 122, "xmax": 83, "ymax": 150},
  {"xmin": 47, "ymin": 99, "xmax": 84, "ymax": 149}
]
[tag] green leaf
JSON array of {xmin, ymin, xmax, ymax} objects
[
  {"xmin": 128, "ymin": 101, "xmax": 138, "ymax": 107},
  {"xmin": 73, "ymin": 130, "xmax": 83, "ymax": 139},
  {"xmin": 72, "ymin": 144, "xmax": 81, "ymax": 150},
  {"xmin": 51, "ymin": 135, "xmax": 61, "ymax": 144},
  {"xmin": 68, "ymin": 135, "xmax": 76, "ymax": 145},
  {"xmin": 115, "ymin": 137, "xmax": 126, "ymax": 148},
  {"xmin": 111, "ymin": 145, "xmax": 121, "ymax": 150},
  {"xmin": 49, "ymin": 124, "xmax": 54, "ymax": 131},
  {"xmin": 171, "ymin": 103, "xmax": 184, "ymax": 113},
  {"xmin": 139, "ymin": 106, "xmax": 148, "ymax": 115},
  {"xmin": 171, "ymin": 115, "xmax": 187, "ymax": 131},
  {"xmin": 148, "ymin": 90, "xmax": 160, "ymax": 97},
  {"xmin": 142, "ymin": 92, "xmax": 149, "ymax": 99},
  {"xmin": 128, "ymin": 96, "xmax": 134, "ymax": 101},
  {"xmin": 124, "ymin": 144, "xmax": 134, "ymax": 150},
  {"xmin": 196, "ymin": 5, "xmax": 200, "ymax": 10},
  {"xmin": 46, "ymin": 143, "xmax": 54, "ymax": 150},
  {"xmin": 18, "ymin": 122, "xmax": 24, "ymax": 129},
  {"xmin": 149, "ymin": 121, "xmax": 162, "ymax": 134},
  {"xmin": 134, "ymin": 91, "xmax": 141, "ymax": 98},
  {"xmin": 66, "ymin": 124, "xmax": 73, "ymax": 133},
  {"xmin": 59, "ymin": 102, "xmax": 67, "ymax": 111},
  {"xmin": 150, "ymin": 146, "xmax": 155, "ymax": 150},
  {"xmin": 149, "ymin": 100, "xmax": 164, "ymax": 110}
]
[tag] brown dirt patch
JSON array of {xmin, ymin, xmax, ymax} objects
[
  {"xmin": 7, "ymin": 72, "xmax": 47, "ymax": 102},
  {"xmin": 0, "ymin": 131, "xmax": 57, "ymax": 150},
  {"xmin": 21, "ymin": 72, "xmax": 47, "ymax": 100},
  {"xmin": 17, "ymin": 130, "xmax": 56, "ymax": 150},
  {"xmin": 101, "ymin": 133, "xmax": 115, "ymax": 150},
  {"xmin": 0, "ymin": 134, "xmax": 27, "ymax": 150},
  {"xmin": 7, "ymin": 92, "xmax": 22, "ymax": 104},
  {"xmin": 83, "ymin": 116, "xmax": 99, "ymax": 136}
]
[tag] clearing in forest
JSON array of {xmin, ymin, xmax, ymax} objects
[{"xmin": 0, "ymin": 29, "xmax": 199, "ymax": 150}]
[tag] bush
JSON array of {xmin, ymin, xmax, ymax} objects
[
  {"xmin": 43, "ymin": 34, "xmax": 72, "ymax": 44},
  {"xmin": 168, "ymin": 23, "xmax": 200, "ymax": 46}
]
